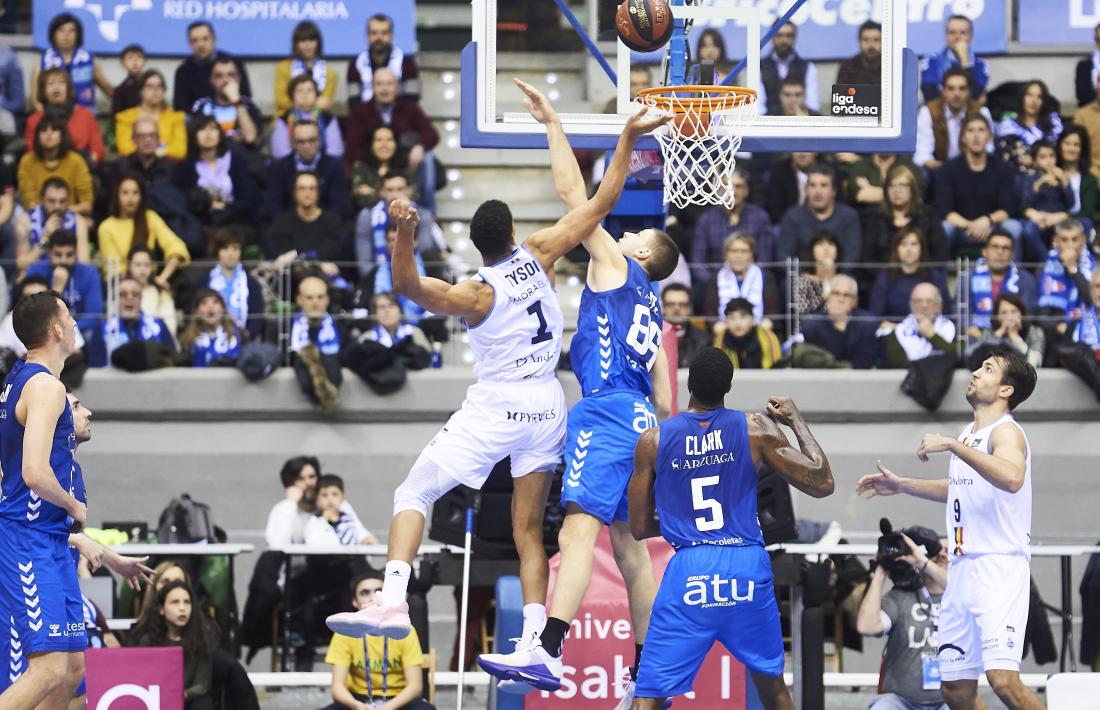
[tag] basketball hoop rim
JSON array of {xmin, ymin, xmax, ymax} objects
[{"xmin": 635, "ymin": 84, "xmax": 758, "ymax": 112}]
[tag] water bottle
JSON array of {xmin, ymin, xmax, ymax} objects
[{"xmin": 431, "ymin": 341, "xmax": 443, "ymax": 368}]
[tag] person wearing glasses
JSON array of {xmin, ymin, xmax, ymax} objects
[
  {"xmin": 115, "ymin": 70, "xmax": 187, "ymax": 160},
  {"xmin": 799, "ymin": 274, "xmax": 878, "ymax": 368}
]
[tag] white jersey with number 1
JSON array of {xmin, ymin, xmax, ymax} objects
[
  {"xmin": 467, "ymin": 246, "xmax": 563, "ymax": 383},
  {"xmin": 946, "ymin": 413, "xmax": 1032, "ymax": 561}
]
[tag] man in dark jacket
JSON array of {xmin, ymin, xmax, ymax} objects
[
  {"xmin": 800, "ymin": 275, "xmax": 877, "ymax": 369},
  {"xmin": 173, "ymin": 21, "xmax": 252, "ymax": 112},
  {"xmin": 266, "ymin": 121, "xmax": 350, "ymax": 219},
  {"xmin": 661, "ymin": 284, "xmax": 709, "ymax": 368}
]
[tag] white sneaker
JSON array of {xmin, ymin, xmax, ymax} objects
[
  {"xmin": 495, "ymin": 633, "xmax": 540, "ymax": 695},
  {"xmin": 478, "ymin": 635, "xmax": 563, "ymax": 692}
]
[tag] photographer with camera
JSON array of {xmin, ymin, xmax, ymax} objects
[{"xmin": 857, "ymin": 520, "xmax": 950, "ymax": 710}]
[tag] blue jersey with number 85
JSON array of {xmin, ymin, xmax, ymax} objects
[
  {"xmin": 654, "ymin": 407, "xmax": 764, "ymax": 550},
  {"xmin": 571, "ymin": 259, "xmax": 662, "ymax": 397}
]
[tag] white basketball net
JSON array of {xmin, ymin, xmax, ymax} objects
[{"xmin": 634, "ymin": 87, "xmax": 758, "ymax": 209}]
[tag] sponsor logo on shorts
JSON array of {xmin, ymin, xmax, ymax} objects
[
  {"xmin": 683, "ymin": 573, "xmax": 754, "ymax": 608},
  {"xmin": 48, "ymin": 624, "xmax": 61, "ymax": 638},
  {"xmin": 65, "ymin": 622, "xmax": 85, "ymax": 637},
  {"xmin": 982, "ymin": 637, "xmax": 1000, "ymax": 651},
  {"xmin": 937, "ymin": 643, "xmax": 966, "ymax": 661},
  {"xmin": 506, "ymin": 408, "xmax": 558, "ymax": 423}
]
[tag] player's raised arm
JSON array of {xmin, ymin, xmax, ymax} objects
[
  {"xmin": 517, "ymin": 78, "xmax": 644, "ymax": 270},
  {"xmin": 749, "ymin": 397, "xmax": 834, "ymax": 498},
  {"xmin": 389, "ymin": 198, "xmax": 491, "ymax": 321},
  {"xmin": 628, "ymin": 427, "xmax": 662, "ymax": 540},
  {"xmin": 523, "ymin": 95, "xmax": 669, "ymax": 270},
  {"xmin": 855, "ymin": 460, "xmax": 949, "ymax": 503},
  {"xmin": 21, "ymin": 374, "xmax": 85, "ymax": 530},
  {"xmin": 916, "ymin": 424, "xmax": 1027, "ymax": 493}
]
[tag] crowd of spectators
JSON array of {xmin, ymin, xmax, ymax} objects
[
  {"xmin": 656, "ymin": 14, "xmax": 1100, "ymax": 376},
  {"xmin": 0, "ymin": 11, "xmax": 450, "ymax": 407},
  {"xmin": 2, "ymin": 9, "xmax": 1100, "ymax": 394}
]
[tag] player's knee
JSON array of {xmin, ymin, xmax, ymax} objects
[
  {"xmin": 392, "ymin": 478, "xmax": 432, "ymax": 517},
  {"xmin": 985, "ymin": 670, "xmax": 1022, "ymax": 698},
  {"xmin": 393, "ymin": 459, "xmax": 458, "ymax": 517},
  {"xmin": 940, "ymin": 679, "xmax": 976, "ymax": 704}
]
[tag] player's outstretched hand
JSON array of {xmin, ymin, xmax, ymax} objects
[
  {"xmin": 765, "ymin": 396, "xmax": 800, "ymax": 427},
  {"xmin": 624, "ymin": 107, "xmax": 672, "ymax": 138},
  {"xmin": 387, "ymin": 197, "xmax": 420, "ymax": 233},
  {"xmin": 108, "ymin": 553, "xmax": 156, "ymax": 591},
  {"xmin": 514, "ymin": 78, "xmax": 558, "ymax": 124},
  {"xmin": 855, "ymin": 460, "xmax": 903, "ymax": 498},
  {"xmin": 916, "ymin": 434, "xmax": 955, "ymax": 462}
]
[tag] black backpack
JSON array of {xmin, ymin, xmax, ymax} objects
[{"xmin": 156, "ymin": 494, "xmax": 217, "ymax": 543}]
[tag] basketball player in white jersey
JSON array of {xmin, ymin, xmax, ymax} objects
[
  {"xmin": 327, "ymin": 108, "xmax": 671, "ymax": 641},
  {"xmin": 856, "ymin": 348, "xmax": 1042, "ymax": 710}
]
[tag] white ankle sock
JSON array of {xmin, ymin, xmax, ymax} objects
[
  {"xmin": 521, "ymin": 603, "xmax": 547, "ymax": 640},
  {"xmin": 381, "ymin": 560, "xmax": 411, "ymax": 606}
]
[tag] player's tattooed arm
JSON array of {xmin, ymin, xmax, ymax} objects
[
  {"xmin": 750, "ymin": 398, "xmax": 835, "ymax": 498},
  {"xmin": 628, "ymin": 427, "xmax": 662, "ymax": 540}
]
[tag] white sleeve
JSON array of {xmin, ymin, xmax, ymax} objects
[
  {"xmin": 264, "ymin": 500, "xmax": 297, "ymax": 548},
  {"xmin": 804, "ymin": 62, "xmax": 821, "ymax": 112},
  {"xmin": 340, "ymin": 501, "xmax": 372, "ymax": 543},
  {"xmin": 879, "ymin": 610, "xmax": 892, "ymax": 634},
  {"xmin": 914, "ymin": 105, "xmax": 934, "ymax": 167}
]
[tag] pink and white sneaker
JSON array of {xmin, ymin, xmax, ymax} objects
[{"xmin": 326, "ymin": 598, "xmax": 411, "ymax": 639}]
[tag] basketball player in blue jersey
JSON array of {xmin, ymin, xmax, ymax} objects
[
  {"xmin": 327, "ymin": 107, "xmax": 671, "ymax": 644},
  {"xmin": 626, "ymin": 347, "xmax": 835, "ymax": 709},
  {"xmin": 0, "ymin": 389, "xmax": 154, "ymax": 705},
  {"xmin": 0, "ymin": 291, "xmax": 88, "ymax": 709},
  {"xmin": 478, "ymin": 80, "xmax": 681, "ymax": 699}
]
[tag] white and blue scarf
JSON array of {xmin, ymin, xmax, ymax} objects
[
  {"xmin": 1039, "ymin": 248, "xmax": 1095, "ymax": 316},
  {"xmin": 716, "ymin": 264, "xmax": 764, "ymax": 322},
  {"xmin": 290, "ymin": 58, "xmax": 328, "ymax": 95},
  {"xmin": 354, "ymin": 47, "xmax": 404, "ymax": 102},
  {"xmin": 970, "ymin": 258, "xmax": 1021, "ymax": 329},
  {"xmin": 366, "ymin": 322, "xmax": 415, "ymax": 348},
  {"xmin": 894, "ymin": 314, "xmax": 956, "ymax": 362},
  {"xmin": 191, "ymin": 326, "xmax": 240, "ymax": 367},
  {"xmin": 1074, "ymin": 305, "xmax": 1100, "ymax": 351},
  {"xmin": 41, "ymin": 47, "xmax": 94, "ymax": 108},
  {"xmin": 290, "ymin": 312, "xmax": 340, "ymax": 355},
  {"xmin": 208, "ymin": 264, "xmax": 250, "ymax": 330},
  {"xmin": 28, "ymin": 206, "xmax": 77, "ymax": 248},
  {"xmin": 103, "ymin": 313, "xmax": 164, "ymax": 358}
]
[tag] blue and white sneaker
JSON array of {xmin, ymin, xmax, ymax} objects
[{"xmin": 478, "ymin": 637, "xmax": 563, "ymax": 692}]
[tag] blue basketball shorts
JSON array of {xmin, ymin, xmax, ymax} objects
[
  {"xmin": 561, "ymin": 391, "xmax": 656, "ymax": 524},
  {"xmin": 0, "ymin": 519, "xmax": 86, "ymax": 655},
  {"xmin": 634, "ymin": 544, "xmax": 785, "ymax": 699}
]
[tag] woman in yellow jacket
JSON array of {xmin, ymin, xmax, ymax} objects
[
  {"xmin": 98, "ymin": 175, "xmax": 191, "ymax": 285},
  {"xmin": 115, "ymin": 70, "xmax": 187, "ymax": 160},
  {"xmin": 273, "ymin": 21, "xmax": 338, "ymax": 114}
]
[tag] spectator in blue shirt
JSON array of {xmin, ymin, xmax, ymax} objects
[
  {"xmin": 966, "ymin": 230, "xmax": 1038, "ymax": 341},
  {"xmin": 919, "ymin": 14, "xmax": 990, "ymax": 102},
  {"xmin": 0, "ymin": 41, "xmax": 24, "ymax": 134},
  {"xmin": 86, "ymin": 274, "xmax": 177, "ymax": 368},
  {"xmin": 800, "ymin": 274, "xmax": 877, "ymax": 369},
  {"xmin": 25, "ymin": 229, "xmax": 103, "ymax": 341}
]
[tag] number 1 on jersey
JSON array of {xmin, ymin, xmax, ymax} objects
[{"xmin": 527, "ymin": 301, "xmax": 551, "ymax": 344}]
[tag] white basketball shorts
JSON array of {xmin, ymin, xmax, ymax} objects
[
  {"xmin": 937, "ymin": 553, "xmax": 1030, "ymax": 680},
  {"xmin": 420, "ymin": 377, "xmax": 567, "ymax": 488}
]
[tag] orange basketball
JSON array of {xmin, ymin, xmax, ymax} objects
[{"xmin": 616, "ymin": 0, "xmax": 673, "ymax": 53}]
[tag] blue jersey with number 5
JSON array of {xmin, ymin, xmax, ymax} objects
[
  {"xmin": 654, "ymin": 408, "xmax": 764, "ymax": 550},
  {"xmin": 572, "ymin": 259, "xmax": 662, "ymax": 397}
]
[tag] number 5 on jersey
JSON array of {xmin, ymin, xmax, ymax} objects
[{"xmin": 692, "ymin": 475, "xmax": 724, "ymax": 531}]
